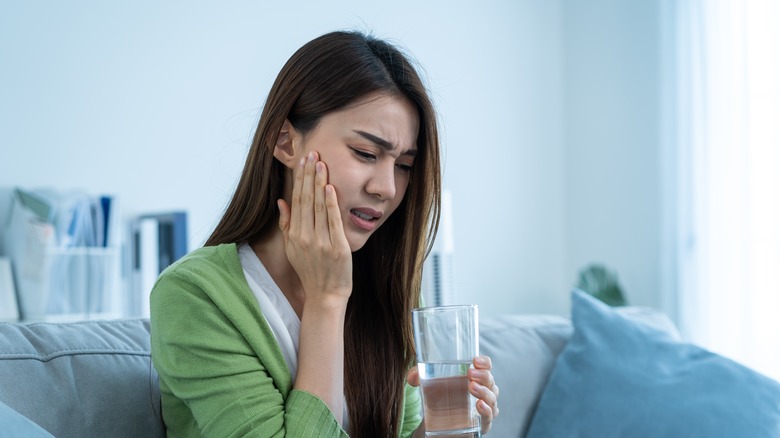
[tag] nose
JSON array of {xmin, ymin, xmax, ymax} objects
[{"xmin": 366, "ymin": 163, "xmax": 397, "ymax": 200}]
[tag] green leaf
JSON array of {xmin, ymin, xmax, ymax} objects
[{"xmin": 575, "ymin": 264, "xmax": 627, "ymax": 306}]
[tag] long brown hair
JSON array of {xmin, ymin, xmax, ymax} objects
[{"xmin": 206, "ymin": 31, "xmax": 441, "ymax": 436}]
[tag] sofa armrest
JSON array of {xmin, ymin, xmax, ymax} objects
[{"xmin": 0, "ymin": 319, "xmax": 164, "ymax": 438}]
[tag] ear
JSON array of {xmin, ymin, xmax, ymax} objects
[{"xmin": 273, "ymin": 119, "xmax": 300, "ymax": 169}]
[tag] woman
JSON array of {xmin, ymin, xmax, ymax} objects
[{"xmin": 150, "ymin": 30, "xmax": 499, "ymax": 437}]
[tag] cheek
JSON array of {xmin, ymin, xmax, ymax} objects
[{"xmin": 324, "ymin": 167, "xmax": 358, "ymax": 211}]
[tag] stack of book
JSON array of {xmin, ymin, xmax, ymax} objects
[
  {"xmin": 128, "ymin": 212, "xmax": 188, "ymax": 317},
  {"xmin": 2, "ymin": 188, "xmax": 120, "ymax": 321}
]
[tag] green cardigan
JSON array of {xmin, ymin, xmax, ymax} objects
[{"xmin": 150, "ymin": 243, "xmax": 422, "ymax": 437}]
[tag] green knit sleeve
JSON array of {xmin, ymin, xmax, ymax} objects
[
  {"xmin": 151, "ymin": 260, "xmax": 348, "ymax": 437},
  {"xmin": 399, "ymin": 382, "xmax": 423, "ymax": 437},
  {"xmin": 286, "ymin": 390, "xmax": 347, "ymax": 436}
]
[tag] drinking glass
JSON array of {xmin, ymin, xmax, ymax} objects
[{"xmin": 412, "ymin": 305, "xmax": 480, "ymax": 437}]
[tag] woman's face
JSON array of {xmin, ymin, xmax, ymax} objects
[{"xmin": 290, "ymin": 93, "xmax": 419, "ymax": 252}]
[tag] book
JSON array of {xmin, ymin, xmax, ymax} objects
[
  {"xmin": 129, "ymin": 211, "xmax": 188, "ymax": 318},
  {"xmin": 138, "ymin": 217, "xmax": 159, "ymax": 318},
  {"xmin": 142, "ymin": 212, "xmax": 187, "ymax": 272}
]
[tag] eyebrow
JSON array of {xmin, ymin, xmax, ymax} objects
[{"xmin": 353, "ymin": 130, "xmax": 417, "ymax": 156}]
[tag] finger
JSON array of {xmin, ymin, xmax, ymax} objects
[
  {"xmin": 468, "ymin": 368, "xmax": 500, "ymax": 419},
  {"xmin": 467, "ymin": 368, "xmax": 496, "ymax": 389},
  {"xmin": 406, "ymin": 366, "xmax": 420, "ymax": 387},
  {"xmin": 470, "ymin": 381, "xmax": 498, "ymax": 412},
  {"xmin": 290, "ymin": 155, "xmax": 306, "ymax": 234},
  {"xmin": 325, "ymin": 184, "xmax": 348, "ymax": 249},
  {"xmin": 277, "ymin": 199, "xmax": 291, "ymax": 241},
  {"xmin": 474, "ymin": 355, "xmax": 492, "ymax": 370},
  {"xmin": 478, "ymin": 399, "xmax": 495, "ymax": 434},
  {"xmin": 314, "ymin": 160, "xmax": 329, "ymax": 237},
  {"xmin": 299, "ymin": 151, "xmax": 318, "ymax": 233}
]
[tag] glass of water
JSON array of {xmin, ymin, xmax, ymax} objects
[{"xmin": 412, "ymin": 305, "xmax": 480, "ymax": 437}]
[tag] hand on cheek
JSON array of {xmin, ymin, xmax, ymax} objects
[{"xmin": 277, "ymin": 151, "xmax": 352, "ymax": 302}]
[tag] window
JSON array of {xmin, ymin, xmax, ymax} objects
[{"xmin": 667, "ymin": 0, "xmax": 780, "ymax": 381}]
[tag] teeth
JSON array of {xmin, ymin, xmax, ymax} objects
[{"xmin": 352, "ymin": 210, "xmax": 374, "ymax": 221}]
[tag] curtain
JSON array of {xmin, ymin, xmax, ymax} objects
[{"xmin": 672, "ymin": 0, "xmax": 780, "ymax": 381}]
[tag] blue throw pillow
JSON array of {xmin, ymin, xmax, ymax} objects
[
  {"xmin": 0, "ymin": 400, "xmax": 54, "ymax": 438},
  {"xmin": 526, "ymin": 290, "xmax": 780, "ymax": 438}
]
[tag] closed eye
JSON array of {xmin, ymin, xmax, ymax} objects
[
  {"xmin": 396, "ymin": 162, "xmax": 413, "ymax": 173},
  {"xmin": 350, "ymin": 147, "xmax": 376, "ymax": 161}
]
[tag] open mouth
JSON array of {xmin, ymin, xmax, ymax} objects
[
  {"xmin": 349, "ymin": 208, "xmax": 383, "ymax": 232},
  {"xmin": 351, "ymin": 209, "xmax": 379, "ymax": 221}
]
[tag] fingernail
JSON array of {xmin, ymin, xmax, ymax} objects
[
  {"xmin": 315, "ymin": 162, "xmax": 322, "ymax": 174},
  {"xmin": 475, "ymin": 356, "xmax": 487, "ymax": 366},
  {"xmin": 299, "ymin": 157, "xmax": 306, "ymax": 168},
  {"xmin": 308, "ymin": 151, "xmax": 315, "ymax": 162}
]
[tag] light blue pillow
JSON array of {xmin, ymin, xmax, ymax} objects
[
  {"xmin": 526, "ymin": 289, "xmax": 780, "ymax": 438},
  {"xmin": 0, "ymin": 400, "xmax": 54, "ymax": 438}
]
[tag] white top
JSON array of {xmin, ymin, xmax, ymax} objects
[
  {"xmin": 238, "ymin": 243, "xmax": 301, "ymax": 379},
  {"xmin": 238, "ymin": 243, "xmax": 349, "ymax": 431}
]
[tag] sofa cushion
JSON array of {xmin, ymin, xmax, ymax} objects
[
  {"xmin": 480, "ymin": 303, "xmax": 680, "ymax": 437},
  {"xmin": 0, "ymin": 319, "xmax": 164, "ymax": 438},
  {"xmin": 480, "ymin": 314, "xmax": 572, "ymax": 437},
  {"xmin": 0, "ymin": 399, "xmax": 54, "ymax": 438},
  {"xmin": 479, "ymin": 315, "xmax": 572, "ymax": 437},
  {"xmin": 526, "ymin": 290, "xmax": 780, "ymax": 437}
]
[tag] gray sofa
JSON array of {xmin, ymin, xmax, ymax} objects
[
  {"xmin": 0, "ymin": 308, "xmax": 677, "ymax": 437},
  {"xmin": 0, "ymin": 319, "xmax": 165, "ymax": 438}
]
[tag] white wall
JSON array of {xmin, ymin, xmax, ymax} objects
[
  {"xmin": 0, "ymin": 1, "xmax": 664, "ymax": 318},
  {"xmin": 562, "ymin": 0, "xmax": 663, "ymax": 313}
]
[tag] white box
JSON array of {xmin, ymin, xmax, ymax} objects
[{"xmin": 0, "ymin": 257, "xmax": 19, "ymax": 322}]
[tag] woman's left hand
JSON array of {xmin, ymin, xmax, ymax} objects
[
  {"xmin": 468, "ymin": 356, "xmax": 500, "ymax": 435},
  {"xmin": 406, "ymin": 355, "xmax": 500, "ymax": 435}
]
